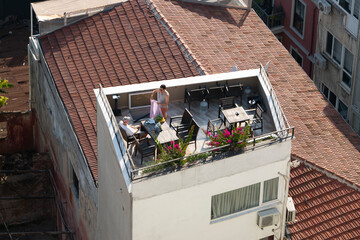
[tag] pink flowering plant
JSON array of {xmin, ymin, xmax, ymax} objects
[
  {"xmin": 155, "ymin": 126, "xmax": 194, "ymax": 162},
  {"xmin": 204, "ymin": 124, "xmax": 250, "ymax": 151}
]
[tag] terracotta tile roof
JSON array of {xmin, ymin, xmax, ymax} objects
[
  {"xmin": 288, "ymin": 162, "xmax": 360, "ymax": 239},
  {"xmin": 150, "ymin": 0, "xmax": 360, "ymax": 186},
  {"xmin": 38, "ymin": 0, "xmax": 200, "ymax": 180}
]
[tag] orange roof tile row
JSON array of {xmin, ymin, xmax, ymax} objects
[
  {"xmin": 288, "ymin": 163, "xmax": 360, "ymax": 239},
  {"xmin": 150, "ymin": 0, "xmax": 360, "ymax": 186},
  {"xmin": 39, "ymin": 0, "xmax": 200, "ymax": 180}
]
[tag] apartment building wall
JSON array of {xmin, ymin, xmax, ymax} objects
[
  {"xmin": 131, "ymin": 142, "xmax": 291, "ymax": 240},
  {"xmin": 96, "ymin": 85, "xmax": 292, "ymax": 239},
  {"xmin": 275, "ymin": 0, "xmax": 319, "ymax": 78},
  {"xmin": 313, "ymin": 1, "xmax": 359, "ymax": 129},
  {"xmin": 29, "ymin": 37, "xmax": 98, "ymax": 240}
]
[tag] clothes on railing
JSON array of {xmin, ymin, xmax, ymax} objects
[{"xmin": 150, "ymin": 99, "xmax": 162, "ymax": 119}]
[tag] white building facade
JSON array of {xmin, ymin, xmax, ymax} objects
[{"xmin": 96, "ymin": 70, "xmax": 293, "ymax": 240}]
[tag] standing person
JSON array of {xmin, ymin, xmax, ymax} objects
[{"xmin": 151, "ymin": 84, "xmax": 169, "ymax": 120}]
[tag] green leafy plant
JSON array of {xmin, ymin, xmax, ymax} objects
[
  {"xmin": 204, "ymin": 124, "xmax": 250, "ymax": 151},
  {"xmin": 154, "ymin": 115, "xmax": 164, "ymax": 122},
  {"xmin": 156, "ymin": 126, "xmax": 194, "ymax": 163},
  {"xmin": 0, "ymin": 78, "xmax": 14, "ymax": 107}
]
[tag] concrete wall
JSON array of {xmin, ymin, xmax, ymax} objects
[
  {"xmin": 131, "ymin": 140, "xmax": 291, "ymax": 240},
  {"xmin": 97, "ymin": 93, "xmax": 132, "ymax": 240},
  {"xmin": 314, "ymin": 4, "xmax": 359, "ymax": 120},
  {"xmin": 276, "ymin": 0, "xmax": 318, "ymax": 78},
  {"xmin": 29, "ymin": 37, "xmax": 98, "ymax": 240}
]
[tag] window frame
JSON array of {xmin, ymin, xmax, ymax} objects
[
  {"xmin": 210, "ymin": 178, "xmax": 280, "ymax": 220},
  {"xmin": 291, "ymin": 0, "xmax": 307, "ymax": 38},
  {"xmin": 290, "ymin": 46, "xmax": 303, "ymax": 67},
  {"xmin": 334, "ymin": 0, "xmax": 360, "ymax": 19},
  {"xmin": 321, "ymin": 83, "xmax": 348, "ymax": 120},
  {"xmin": 325, "ymin": 32, "xmax": 354, "ymax": 90}
]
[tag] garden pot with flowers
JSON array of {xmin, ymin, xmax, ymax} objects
[{"xmin": 204, "ymin": 124, "xmax": 250, "ymax": 152}]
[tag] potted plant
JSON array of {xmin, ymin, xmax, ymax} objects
[{"xmin": 154, "ymin": 114, "xmax": 165, "ymax": 123}]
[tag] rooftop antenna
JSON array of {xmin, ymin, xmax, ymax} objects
[
  {"xmin": 230, "ymin": 66, "xmax": 239, "ymax": 72},
  {"xmin": 264, "ymin": 60, "xmax": 271, "ymax": 73}
]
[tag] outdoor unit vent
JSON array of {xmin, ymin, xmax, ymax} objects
[
  {"xmin": 317, "ymin": 0, "xmax": 331, "ymax": 14},
  {"xmin": 286, "ymin": 197, "xmax": 296, "ymax": 222},
  {"xmin": 314, "ymin": 53, "xmax": 327, "ymax": 69},
  {"xmin": 257, "ymin": 208, "xmax": 280, "ymax": 229}
]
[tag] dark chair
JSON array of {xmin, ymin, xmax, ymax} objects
[
  {"xmin": 225, "ymin": 82, "xmax": 243, "ymax": 105},
  {"xmin": 207, "ymin": 118, "xmax": 226, "ymax": 137},
  {"xmin": 170, "ymin": 108, "xmax": 193, "ymax": 133},
  {"xmin": 207, "ymin": 86, "xmax": 225, "ymax": 101},
  {"xmin": 246, "ymin": 104, "xmax": 264, "ymax": 132},
  {"xmin": 184, "ymin": 88, "xmax": 209, "ymax": 111},
  {"xmin": 177, "ymin": 119, "xmax": 200, "ymax": 150},
  {"xmin": 134, "ymin": 137, "xmax": 156, "ymax": 164},
  {"xmin": 218, "ymin": 96, "xmax": 239, "ymax": 118},
  {"xmin": 120, "ymin": 127, "xmax": 138, "ymax": 149}
]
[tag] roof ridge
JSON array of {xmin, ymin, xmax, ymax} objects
[{"xmin": 145, "ymin": 0, "xmax": 207, "ymax": 75}]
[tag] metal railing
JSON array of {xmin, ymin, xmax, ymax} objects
[
  {"xmin": 252, "ymin": 1, "xmax": 284, "ymax": 29},
  {"xmin": 98, "ymin": 85, "xmax": 136, "ymax": 180},
  {"xmin": 131, "ymin": 127, "xmax": 294, "ymax": 180},
  {"xmin": 259, "ymin": 64, "xmax": 290, "ymax": 134}
]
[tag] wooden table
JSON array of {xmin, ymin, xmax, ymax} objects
[
  {"xmin": 141, "ymin": 120, "xmax": 178, "ymax": 144},
  {"xmin": 221, "ymin": 106, "xmax": 250, "ymax": 128},
  {"xmin": 141, "ymin": 120, "xmax": 179, "ymax": 160}
]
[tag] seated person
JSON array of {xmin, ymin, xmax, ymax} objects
[{"xmin": 119, "ymin": 116, "xmax": 146, "ymax": 138}]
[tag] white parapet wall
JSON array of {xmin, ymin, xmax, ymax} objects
[{"xmin": 131, "ymin": 140, "xmax": 291, "ymax": 240}]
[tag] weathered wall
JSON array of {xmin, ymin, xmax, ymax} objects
[
  {"xmin": 29, "ymin": 37, "xmax": 98, "ymax": 240},
  {"xmin": 0, "ymin": 111, "xmax": 34, "ymax": 154},
  {"xmin": 314, "ymin": 5, "xmax": 359, "ymax": 115}
]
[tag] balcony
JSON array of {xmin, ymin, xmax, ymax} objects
[
  {"xmin": 97, "ymin": 66, "xmax": 294, "ymax": 181},
  {"xmin": 252, "ymin": 0, "xmax": 284, "ymax": 32}
]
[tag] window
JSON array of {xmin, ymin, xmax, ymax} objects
[
  {"xmin": 71, "ymin": 167, "xmax": 79, "ymax": 199},
  {"xmin": 322, "ymin": 84, "xmax": 329, "ymax": 98},
  {"xmin": 329, "ymin": 91, "xmax": 337, "ymax": 107},
  {"xmin": 338, "ymin": 100, "xmax": 348, "ymax": 119},
  {"xmin": 321, "ymin": 83, "xmax": 348, "ymax": 120},
  {"xmin": 326, "ymin": 32, "xmax": 354, "ymax": 88},
  {"xmin": 211, "ymin": 183, "xmax": 260, "ymax": 219},
  {"xmin": 334, "ymin": 0, "xmax": 360, "ymax": 36},
  {"xmin": 263, "ymin": 177, "xmax": 279, "ymax": 203},
  {"xmin": 292, "ymin": 0, "xmax": 306, "ymax": 36},
  {"xmin": 211, "ymin": 178, "xmax": 280, "ymax": 219},
  {"xmin": 335, "ymin": 0, "xmax": 360, "ymax": 18},
  {"xmin": 291, "ymin": 47, "xmax": 303, "ymax": 67}
]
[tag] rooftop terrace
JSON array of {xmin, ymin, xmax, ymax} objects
[{"xmin": 97, "ymin": 67, "xmax": 294, "ymax": 181}]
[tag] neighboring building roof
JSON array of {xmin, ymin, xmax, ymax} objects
[
  {"xmin": 31, "ymin": 0, "xmax": 125, "ymax": 21},
  {"xmin": 38, "ymin": 0, "xmax": 201, "ymax": 180},
  {"xmin": 288, "ymin": 162, "xmax": 360, "ymax": 239},
  {"xmin": 38, "ymin": 0, "xmax": 360, "ymax": 187},
  {"xmin": 149, "ymin": 0, "xmax": 360, "ymax": 186}
]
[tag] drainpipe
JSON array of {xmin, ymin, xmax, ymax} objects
[{"xmin": 278, "ymin": 160, "xmax": 291, "ymax": 240}]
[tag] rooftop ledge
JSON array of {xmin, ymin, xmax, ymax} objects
[{"xmin": 95, "ymin": 66, "xmax": 294, "ymax": 184}]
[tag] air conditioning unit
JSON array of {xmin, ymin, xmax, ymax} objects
[
  {"xmin": 317, "ymin": 0, "xmax": 331, "ymax": 14},
  {"xmin": 257, "ymin": 208, "xmax": 280, "ymax": 229},
  {"xmin": 314, "ymin": 53, "xmax": 327, "ymax": 69},
  {"xmin": 286, "ymin": 197, "xmax": 296, "ymax": 222}
]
